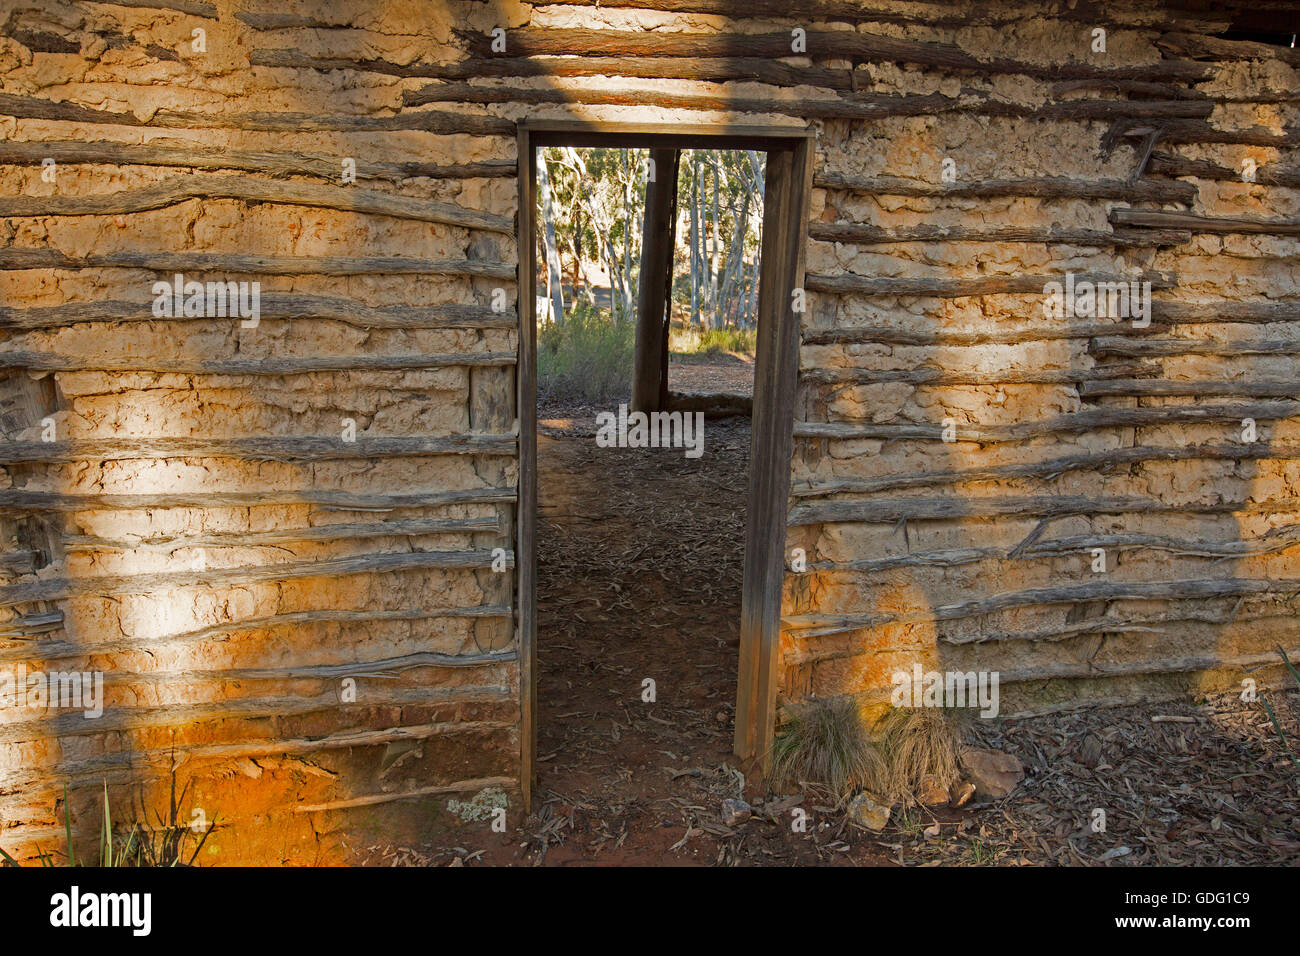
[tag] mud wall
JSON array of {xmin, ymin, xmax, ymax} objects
[{"xmin": 0, "ymin": 0, "xmax": 1295, "ymax": 861}]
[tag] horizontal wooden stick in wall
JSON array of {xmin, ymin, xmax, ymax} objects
[
  {"xmin": 405, "ymin": 80, "xmax": 1211, "ymax": 125},
  {"xmin": 63, "ymin": 516, "xmax": 501, "ymax": 552},
  {"xmin": 809, "ymin": 222, "xmax": 1192, "ymax": 247},
  {"xmin": 803, "ymin": 270, "xmax": 1174, "ymax": 297},
  {"xmin": 1147, "ymin": 150, "xmax": 1300, "ymax": 189},
  {"xmin": 458, "ymin": 28, "xmax": 1210, "ymax": 82},
  {"xmin": 800, "ymin": 363, "xmax": 1159, "ymax": 386},
  {"xmin": 789, "ymin": 442, "xmax": 1300, "ymax": 497},
  {"xmin": 0, "ymin": 721, "xmax": 516, "ymax": 794},
  {"xmin": 0, "ymin": 92, "xmax": 514, "ymax": 136},
  {"xmin": 0, "ymin": 549, "xmax": 514, "ymax": 607},
  {"xmin": 782, "ymin": 577, "xmax": 1300, "ymax": 636},
  {"xmin": 812, "ymin": 171, "xmax": 1197, "ymax": 204},
  {"xmin": 1109, "ymin": 118, "xmax": 1298, "ymax": 149},
  {"xmin": 0, "ymin": 350, "xmax": 516, "ymax": 375},
  {"xmin": 0, "ymin": 611, "xmax": 63, "ymax": 637},
  {"xmin": 255, "ymin": 49, "xmax": 868, "ymax": 92},
  {"xmin": 1156, "ymin": 30, "xmax": 1300, "ymax": 67},
  {"xmin": 50, "ymin": 650, "xmax": 518, "ymax": 684},
  {"xmin": 0, "ymin": 174, "xmax": 513, "ymax": 234},
  {"xmin": 0, "ymin": 249, "xmax": 516, "ymax": 279},
  {"xmin": 0, "ymin": 605, "xmax": 514, "ymax": 664},
  {"xmin": 0, "ymin": 294, "xmax": 513, "ymax": 332},
  {"xmin": 1090, "ymin": 337, "xmax": 1300, "ymax": 357},
  {"xmin": 0, "ymin": 684, "xmax": 513, "ymax": 747},
  {"xmin": 1080, "ymin": 379, "xmax": 1300, "ymax": 398},
  {"xmin": 804, "ymin": 525, "xmax": 1300, "ymax": 574},
  {"xmin": 1111, "ymin": 207, "xmax": 1300, "ymax": 236},
  {"xmin": 295, "ymin": 776, "xmax": 518, "ymax": 813},
  {"xmin": 0, "ymin": 486, "xmax": 516, "ymax": 515},
  {"xmin": 0, "ymin": 140, "xmax": 516, "ymax": 182},
  {"xmin": 802, "ymin": 320, "xmax": 1166, "ymax": 348},
  {"xmin": 793, "ymin": 401, "xmax": 1300, "ymax": 443},
  {"xmin": 787, "ymin": 493, "xmax": 1300, "ymax": 528},
  {"xmin": 0, "ymin": 434, "xmax": 517, "ymax": 465}
]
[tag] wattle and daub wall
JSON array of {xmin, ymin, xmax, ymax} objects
[{"xmin": 0, "ymin": 0, "xmax": 1295, "ymax": 863}]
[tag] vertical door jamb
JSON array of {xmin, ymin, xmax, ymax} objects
[{"xmin": 516, "ymin": 128, "xmax": 538, "ymax": 813}]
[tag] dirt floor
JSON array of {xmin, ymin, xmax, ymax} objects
[{"xmin": 362, "ymin": 358, "xmax": 1300, "ymax": 867}]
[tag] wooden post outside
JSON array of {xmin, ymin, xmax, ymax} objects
[{"xmin": 631, "ymin": 148, "xmax": 680, "ymax": 412}]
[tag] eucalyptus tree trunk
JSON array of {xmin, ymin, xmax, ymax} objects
[{"xmin": 536, "ymin": 151, "xmax": 565, "ymax": 326}]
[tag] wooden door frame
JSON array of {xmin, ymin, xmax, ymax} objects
[{"xmin": 516, "ymin": 120, "xmax": 813, "ymax": 811}]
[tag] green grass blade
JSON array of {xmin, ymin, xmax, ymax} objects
[
  {"xmin": 1261, "ymin": 695, "xmax": 1300, "ymax": 772},
  {"xmin": 1276, "ymin": 645, "xmax": 1300, "ymax": 692}
]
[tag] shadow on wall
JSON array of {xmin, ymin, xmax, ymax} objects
[
  {"xmin": 0, "ymin": 0, "xmax": 547, "ymax": 865},
  {"xmin": 783, "ymin": 84, "xmax": 1297, "ymax": 730}
]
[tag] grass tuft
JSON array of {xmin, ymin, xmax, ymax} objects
[
  {"xmin": 769, "ymin": 697, "xmax": 886, "ymax": 799},
  {"xmin": 669, "ymin": 323, "xmax": 755, "ymax": 357},
  {"xmin": 538, "ymin": 304, "xmax": 635, "ymax": 405}
]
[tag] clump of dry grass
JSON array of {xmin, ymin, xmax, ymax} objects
[
  {"xmin": 768, "ymin": 697, "xmax": 886, "ymax": 799},
  {"xmin": 872, "ymin": 707, "xmax": 963, "ymax": 806}
]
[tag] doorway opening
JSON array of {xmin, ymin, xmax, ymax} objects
[{"xmin": 516, "ymin": 123, "xmax": 812, "ymax": 814}]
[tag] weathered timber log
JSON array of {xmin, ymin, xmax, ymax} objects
[
  {"xmin": 0, "ymin": 350, "xmax": 516, "ymax": 375},
  {"xmin": 799, "ymin": 364, "xmax": 1158, "ymax": 386},
  {"xmin": 458, "ymin": 28, "xmax": 1210, "ymax": 82},
  {"xmin": 804, "ymin": 648, "xmax": 1300, "ymax": 686},
  {"xmin": 0, "ymin": 607, "xmax": 513, "ymax": 664},
  {"xmin": 0, "ymin": 720, "xmax": 517, "ymax": 794},
  {"xmin": 294, "ymin": 777, "xmax": 518, "ymax": 813},
  {"xmin": 0, "ymin": 435, "xmax": 517, "ymax": 465},
  {"xmin": 63, "ymin": 517, "xmax": 500, "ymax": 552},
  {"xmin": 0, "ymin": 549, "xmax": 514, "ymax": 607},
  {"xmin": 81, "ymin": 651, "xmax": 517, "ymax": 684},
  {"xmin": 793, "ymin": 401, "xmax": 1300, "ymax": 443},
  {"xmin": 0, "ymin": 295, "xmax": 512, "ymax": 331},
  {"xmin": 0, "ymin": 550, "xmax": 37, "ymax": 572},
  {"xmin": 404, "ymin": 80, "xmax": 1211, "ymax": 125},
  {"xmin": 1050, "ymin": 77, "xmax": 1209, "ymax": 100},
  {"xmin": 1110, "ymin": 118, "xmax": 1298, "ymax": 149},
  {"xmin": 1080, "ymin": 379, "xmax": 1300, "ymax": 398},
  {"xmin": 781, "ymin": 577, "xmax": 1300, "ymax": 636},
  {"xmin": 83, "ymin": 0, "xmax": 216, "ymax": 15},
  {"xmin": 0, "ymin": 249, "xmax": 516, "ymax": 279},
  {"xmin": 804, "ymin": 526, "xmax": 1300, "ymax": 574},
  {"xmin": 1090, "ymin": 337, "xmax": 1300, "ymax": 357},
  {"xmin": 809, "ymin": 222, "xmax": 1192, "ymax": 246},
  {"xmin": 406, "ymin": 82, "xmax": 954, "ymax": 119},
  {"xmin": 938, "ymin": 609, "xmax": 1300, "ymax": 648},
  {"xmin": 0, "ymin": 140, "xmax": 515, "ymax": 181},
  {"xmin": 0, "ymin": 174, "xmax": 513, "ymax": 234},
  {"xmin": 812, "ymin": 171, "xmax": 1197, "ymax": 203},
  {"xmin": 0, "ymin": 685, "xmax": 513, "ymax": 746},
  {"xmin": 787, "ymin": 494, "xmax": 1300, "ymax": 528},
  {"xmin": 1110, "ymin": 207, "xmax": 1300, "ymax": 235},
  {"xmin": 0, "ymin": 93, "xmax": 514, "ymax": 136},
  {"xmin": 0, "ymin": 611, "xmax": 63, "ymax": 636},
  {"xmin": 1150, "ymin": 301, "xmax": 1300, "ymax": 324},
  {"xmin": 255, "ymin": 49, "xmax": 867, "ymax": 90},
  {"xmin": 0, "ymin": 487, "xmax": 516, "ymax": 515},
  {"xmin": 802, "ymin": 270, "xmax": 1174, "ymax": 297},
  {"xmin": 802, "ymin": 321, "xmax": 1168, "ymax": 348},
  {"xmin": 788, "ymin": 443, "xmax": 1300, "ymax": 497},
  {"xmin": 1156, "ymin": 31, "xmax": 1300, "ymax": 67},
  {"xmin": 1147, "ymin": 150, "xmax": 1300, "ymax": 188}
]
